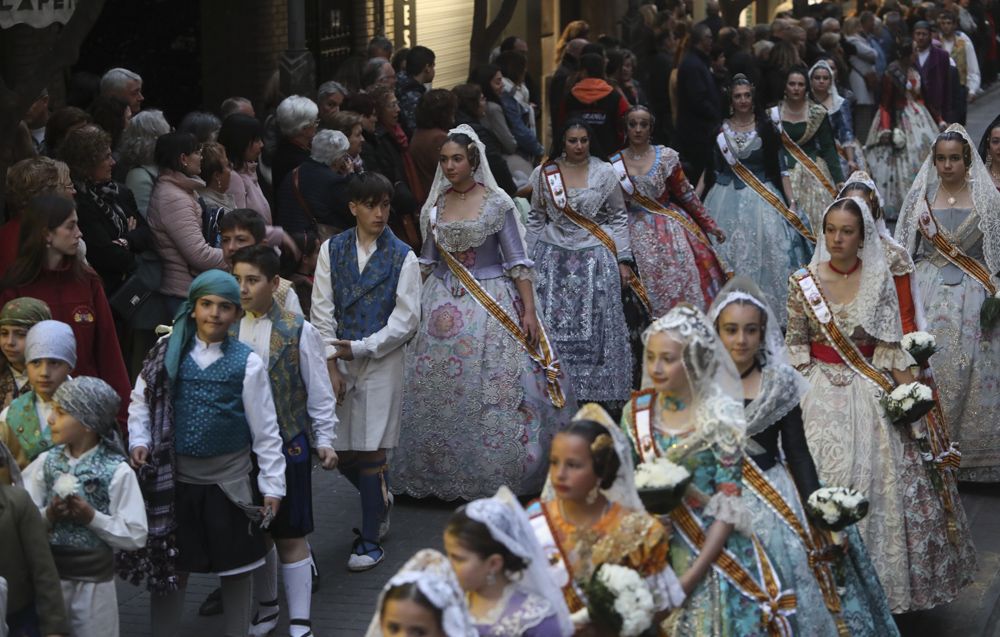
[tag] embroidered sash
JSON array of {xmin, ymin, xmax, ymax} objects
[
  {"xmin": 917, "ymin": 202, "xmax": 998, "ymax": 297},
  {"xmin": 541, "ymin": 163, "xmax": 653, "ymax": 313},
  {"xmin": 742, "ymin": 459, "xmax": 847, "ymax": 632},
  {"xmin": 769, "ymin": 106, "xmax": 838, "ymax": 198},
  {"xmin": 671, "ymin": 504, "xmax": 797, "ymax": 637},
  {"xmin": 528, "ymin": 503, "xmax": 588, "ymax": 612},
  {"xmin": 716, "ymin": 133, "xmax": 816, "ymax": 244},
  {"xmin": 429, "ymin": 207, "xmax": 565, "ymax": 408},
  {"xmin": 792, "ymin": 268, "xmax": 894, "ymax": 393}
]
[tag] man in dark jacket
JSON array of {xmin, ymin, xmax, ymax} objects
[
  {"xmin": 397, "ymin": 45, "xmax": 436, "ymax": 137},
  {"xmin": 675, "ymin": 24, "xmax": 721, "ymax": 184},
  {"xmin": 913, "ymin": 21, "xmax": 954, "ymax": 125}
]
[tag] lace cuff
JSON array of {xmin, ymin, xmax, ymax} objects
[
  {"xmin": 873, "ymin": 341, "xmax": 916, "ymax": 371},
  {"xmin": 419, "ymin": 261, "xmax": 437, "ymax": 277},
  {"xmin": 704, "ymin": 492, "xmax": 753, "ymax": 535},
  {"xmin": 645, "ymin": 567, "xmax": 686, "ymax": 611},
  {"xmin": 788, "ymin": 344, "xmax": 811, "ymax": 367},
  {"xmin": 507, "ymin": 264, "xmax": 535, "ymax": 281}
]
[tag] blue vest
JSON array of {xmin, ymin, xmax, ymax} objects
[
  {"xmin": 329, "ymin": 227, "xmax": 411, "ymax": 341},
  {"xmin": 44, "ymin": 444, "xmax": 122, "ymax": 549},
  {"xmin": 173, "ymin": 338, "xmax": 253, "ymax": 457}
]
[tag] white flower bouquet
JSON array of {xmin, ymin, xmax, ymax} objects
[
  {"xmin": 52, "ymin": 473, "xmax": 80, "ymax": 499},
  {"xmin": 891, "ymin": 128, "xmax": 907, "ymax": 150},
  {"xmin": 806, "ymin": 487, "xmax": 869, "ymax": 532},
  {"xmin": 634, "ymin": 457, "xmax": 692, "ymax": 515},
  {"xmin": 582, "ymin": 563, "xmax": 656, "ymax": 637},
  {"xmin": 900, "ymin": 331, "xmax": 938, "ymax": 366},
  {"xmin": 881, "ymin": 381, "xmax": 935, "ymax": 425}
]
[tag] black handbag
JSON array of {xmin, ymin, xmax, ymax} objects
[{"xmin": 109, "ymin": 251, "xmax": 163, "ymax": 321}]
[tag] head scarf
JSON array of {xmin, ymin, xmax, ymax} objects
[
  {"xmin": 365, "ymin": 549, "xmax": 476, "ymax": 637},
  {"xmin": 541, "ymin": 403, "xmax": 646, "ymax": 511},
  {"xmin": 52, "ymin": 376, "xmax": 126, "ymax": 457},
  {"xmin": 813, "ymin": 196, "xmax": 904, "ymax": 343},
  {"xmin": 465, "ymin": 487, "xmax": 574, "ymax": 636},
  {"xmin": 641, "ymin": 306, "xmax": 748, "ymax": 460},
  {"xmin": 164, "ymin": 269, "xmax": 241, "ymax": 381},
  {"xmin": 708, "ymin": 277, "xmax": 810, "ymax": 435},
  {"xmin": 897, "ymin": 124, "xmax": 1000, "ymax": 283},
  {"xmin": 0, "ymin": 297, "xmax": 51, "ymax": 327},
  {"xmin": 808, "ymin": 59, "xmax": 845, "ymax": 113},
  {"xmin": 25, "ymin": 320, "xmax": 77, "ymax": 368}
]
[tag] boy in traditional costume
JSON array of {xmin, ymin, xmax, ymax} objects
[
  {"xmin": 23, "ymin": 376, "xmax": 147, "ymax": 637},
  {"xmin": 220, "ymin": 208, "xmax": 304, "ymax": 315},
  {"xmin": 310, "ymin": 172, "xmax": 420, "ymax": 571},
  {"xmin": 231, "ymin": 245, "xmax": 338, "ymax": 637},
  {"xmin": 0, "ymin": 319, "xmax": 76, "ymax": 472},
  {"xmin": 122, "ymin": 269, "xmax": 286, "ymax": 637}
]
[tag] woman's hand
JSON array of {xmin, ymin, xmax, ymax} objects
[
  {"xmin": 618, "ymin": 262, "xmax": 634, "ymax": 288},
  {"xmin": 521, "ymin": 309, "xmax": 540, "ymax": 348},
  {"xmin": 709, "ymin": 227, "xmax": 726, "ymax": 244}
]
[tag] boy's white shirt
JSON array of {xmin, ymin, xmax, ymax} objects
[
  {"xmin": 309, "ymin": 233, "xmax": 421, "ymax": 361},
  {"xmin": 236, "ymin": 308, "xmax": 338, "ymax": 449},
  {"xmin": 23, "ymin": 445, "xmax": 149, "ymax": 551},
  {"xmin": 126, "ymin": 337, "xmax": 287, "ymax": 498}
]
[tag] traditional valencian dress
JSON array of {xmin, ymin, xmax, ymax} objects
[
  {"xmin": 864, "ymin": 62, "xmax": 939, "ymax": 221},
  {"xmin": 705, "ymin": 119, "xmax": 813, "ymax": 326},
  {"xmin": 775, "ymin": 102, "xmax": 845, "ymax": 231},
  {"xmin": 810, "ymin": 60, "xmax": 864, "ymax": 179},
  {"xmin": 527, "ymin": 157, "xmax": 633, "ymax": 405},
  {"xmin": 895, "ymin": 125, "xmax": 1000, "ymax": 482},
  {"xmin": 708, "ymin": 279, "xmax": 899, "ymax": 637},
  {"xmin": 622, "ymin": 307, "xmax": 780, "ymax": 637},
  {"xmin": 395, "ymin": 126, "xmax": 573, "ymax": 501},
  {"xmin": 611, "ymin": 145, "xmax": 727, "ymax": 314},
  {"xmin": 527, "ymin": 405, "xmax": 685, "ymax": 635},
  {"xmin": 787, "ymin": 198, "xmax": 975, "ymax": 613}
]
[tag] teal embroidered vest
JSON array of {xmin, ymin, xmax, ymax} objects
[
  {"xmin": 43, "ymin": 444, "xmax": 122, "ymax": 549},
  {"xmin": 329, "ymin": 227, "xmax": 411, "ymax": 340},
  {"xmin": 6, "ymin": 391, "xmax": 53, "ymax": 462},
  {"xmin": 232, "ymin": 302, "xmax": 309, "ymax": 443},
  {"xmin": 173, "ymin": 338, "xmax": 253, "ymax": 457}
]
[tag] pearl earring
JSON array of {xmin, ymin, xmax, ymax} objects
[{"xmin": 586, "ymin": 484, "xmax": 600, "ymax": 505}]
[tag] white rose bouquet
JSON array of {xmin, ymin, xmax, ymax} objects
[
  {"xmin": 881, "ymin": 382, "xmax": 935, "ymax": 425},
  {"xmin": 900, "ymin": 331, "xmax": 938, "ymax": 367},
  {"xmin": 634, "ymin": 457, "xmax": 692, "ymax": 515},
  {"xmin": 580, "ymin": 563, "xmax": 656, "ymax": 637},
  {"xmin": 891, "ymin": 128, "xmax": 907, "ymax": 150},
  {"xmin": 806, "ymin": 487, "xmax": 869, "ymax": 533},
  {"xmin": 52, "ymin": 473, "xmax": 80, "ymax": 499}
]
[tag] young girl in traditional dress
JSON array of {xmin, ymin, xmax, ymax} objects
[
  {"xmin": 23, "ymin": 376, "xmax": 147, "ymax": 637},
  {"xmin": 444, "ymin": 487, "xmax": 572, "ymax": 636},
  {"xmin": 622, "ymin": 305, "xmax": 779, "ymax": 636},
  {"xmin": 395, "ymin": 125, "xmax": 571, "ymax": 501},
  {"xmin": 709, "ymin": 278, "xmax": 899, "ymax": 636},
  {"xmin": 365, "ymin": 549, "xmax": 477, "ymax": 637},
  {"xmin": 787, "ymin": 196, "xmax": 976, "ymax": 612},
  {"xmin": 895, "ymin": 126, "xmax": 1000, "ymax": 483},
  {"xmin": 527, "ymin": 405, "xmax": 684, "ymax": 635}
]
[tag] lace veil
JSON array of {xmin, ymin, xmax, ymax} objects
[
  {"xmin": 895, "ymin": 123, "xmax": 1000, "ymax": 281},
  {"xmin": 365, "ymin": 549, "xmax": 477, "ymax": 637},
  {"xmin": 419, "ymin": 123, "xmax": 522, "ymax": 238},
  {"xmin": 641, "ymin": 305, "xmax": 749, "ymax": 459},
  {"xmin": 809, "ymin": 59, "xmax": 845, "ymax": 113},
  {"xmin": 708, "ymin": 277, "xmax": 810, "ymax": 436},
  {"xmin": 465, "ymin": 487, "xmax": 574, "ymax": 636},
  {"xmin": 812, "ymin": 196, "xmax": 904, "ymax": 343},
  {"xmin": 540, "ymin": 403, "xmax": 645, "ymax": 512}
]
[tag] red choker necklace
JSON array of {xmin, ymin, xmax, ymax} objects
[
  {"xmin": 829, "ymin": 258, "xmax": 861, "ymax": 277},
  {"xmin": 449, "ymin": 182, "xmax": 479, "ymax": 200}
]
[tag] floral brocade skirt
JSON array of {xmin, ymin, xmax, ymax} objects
[
  {"xmin": 800, "ymin": 360, "xmax": 975, "ymax": 612},
  {"xmin": 393, "ymin": 273, "xmax": 576, "ymax": 501}
]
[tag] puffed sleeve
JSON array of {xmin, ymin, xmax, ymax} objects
[
  {"xmin": 785, "ymin": 277, "xmax": 812, "ymax": 368},
  {"xmin": 702, "ymin": 445, "xmax": 751, "ymax": 533},
  {"xmin": 497, "ymin": 207, "xmax": 535, "ymax": 281},
  {"xmin": 623, "ymin": 512, "xmax": 686, "ymax": 610}
]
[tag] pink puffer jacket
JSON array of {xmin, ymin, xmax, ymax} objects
[{"xmin": 147, "ymin": 169, "xmax": 226, "ymax": 298}]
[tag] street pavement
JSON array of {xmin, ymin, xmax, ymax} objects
[{"xmin": 117, "ymin": 91, "xmax": 1000, "ymax": 636}]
